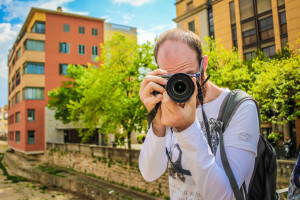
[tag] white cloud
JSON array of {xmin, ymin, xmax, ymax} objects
[
  {"xmin": 137, "ymin": 23, "xmax": 176, "ymax": 44},
  {"xmin": 122, "ymin": 13, "xmax": 134, "ymax": 24},
  {"xmin": 100, "ymin": 15, "xmax": 112, "ymax": 22},
  {"xmin": 112, "ymin": 0, "xmax": 153, "ymax": 7},
  {"xmin": 0, "ymin": 23, "xmax": 22, "ymax": 79},
  {"xmin": 0, "ymin": 0, "xmax": 89, "ymax": 21}
]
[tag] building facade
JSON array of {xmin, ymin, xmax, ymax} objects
[
  {"xmin": 104, "ymin": 22, "xmax": 137, "ymax": 42},
  {"xmin": 174, "ymin": 0, "xmax": 300, "ymax": 59},
  {"xmin": 0, "ymin": 106, "xmax": 8, "ymax": 137}
]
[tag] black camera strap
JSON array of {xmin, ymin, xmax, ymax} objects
[{"xmin": 196, "ymin": 75, "xmax": 212, "ymax": 151}]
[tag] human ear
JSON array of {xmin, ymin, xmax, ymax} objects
[{"xmin": 202, "ymin": 55, "xmax": 208, "ymax": 72}]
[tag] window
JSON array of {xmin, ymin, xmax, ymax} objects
[
  {"xmin": 31, "ymin": 21, "xmax": 45, "ymax": 33},
  {"xmin": 63, "ymin": 24, "xmax": 70, "ymax": 32},
  {"xmin": 25, "ymin": 40, "xmax": 45, "ymax": 51},
  {"xmin": 59, "ymin": 42, "xmax": 70, "ymax": 53},
  {"xmin": 16, "ymin": 112, "xmax": 20, "ymax": 123},
  {"xmin": 92, "ymin": 28, "xmax": 98, "ymax": 36},
  {"xmin": 24, "ymin": 62, "xmax": 44, "ymax": 74},
  {"xmin": 188, "ymin": 20, "xmax": 195, "ymax": 33},
  {"xmin": 24, "ymin": 87, "xmax": 44, "ymax": 100},
  {"xmin": 239, "ymin": 0, "xmax": 254, "ymax": 20},
  {"xmin": 11, "ymin": 96, "xmax": 15, "ymax": 107},
  {"xmin": 257, "ymin": 0, "xmax": 272, "ymax": 14},
  {"xmin": 244, "ymin": 51, "xmax": 256, "ymax": 61},
  {"xmin": 281, "ymin": 37, "xmax": 288, "ymax": 49},
  {"xmin": 208, "ymin": 8, "xmax": 214, "ymax": 37},
  {"xmin": 242, "ymin": 21, "xmax": 256, "ymax": 46},
  {"xmin": 16, "ymin": 131, "xmax": 20, "ymax": 142},
  {"xmin": 27, "ymin": 130, "xmax": 35, "ymax": 144},
  {"xmin": 16, "ymin": 91, "xmax": 20, "ymax": 104},
  {"xmin": 16, "ymin": 69, "xmax": 20, "ymax": 86},
  {"xmin": 187, "ymin": 1, "xmax": 193, "ymax": 11},
  {"xmin": 92, "ymin": 46, "xmax": 98, "ymax": 61},
  {"xmin": 59, "ymin": 64, "xmax": 69, "ymax": 75},
  {"xmin": 17, "ymin": 48, "xmax": 21, "ymax": 59},
  {"xmin": 277, "ymin": 0, "xmax": 285, "ymax": 7},
  {"xmin": 232, "ymin": 28, "xmax": 237, "ymax": 47},
  {"xmin": 258, "ymin": 16, "xmax": 274, "ymax": 41},
  {"xmin": 79, "ymin": 26, "xmax": 85, "ymax": 34},
  {"xmin": 279, "ymin": 11, "xmax": 287, "ymax": 35},
  {"xmin": 262, "ymin": 45, "xmax": 276, "ymax": 57},
  {"xmin": 27, "ymin": 109, "xmax": 35, "ymax": 121},
  {"xmin": 12, "ymin": 76, "xmax": 15, "ymax": 91},
  {"xmin": 79, "ymin": 44, "xmax": 85, "ymax": 55},
  {"xmin": 230, "ymin": 1, "xmax": 236, "ymax": 24}
]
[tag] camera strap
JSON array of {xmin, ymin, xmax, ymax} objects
[{"xmin": 196, "ymin": 75, "xmax": 213, "ymax": 151}]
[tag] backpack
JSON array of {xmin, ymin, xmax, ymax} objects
[{"xmin": 217, "ymin": 89, "xmax": 278, "ymax": 200}]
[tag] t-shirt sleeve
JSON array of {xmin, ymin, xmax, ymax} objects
[
  {"xmin": 139, "ymin": 123, "xmax": 169, "ymax": 182},
  {"xmin": 223, "ymin": 100, "xmax": 260, "ymax": 156}
]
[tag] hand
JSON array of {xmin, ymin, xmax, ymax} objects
[
  {"xmin": 160, "ymin": 78, "xmax": 197, "ymax": 132},
  {"xmin": 139, "ymin": 69, "xmax": 168, "ymax": 136}
]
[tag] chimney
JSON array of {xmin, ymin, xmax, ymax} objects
[{"xmin": 57, "ymin": 6, "xmax": 62, "ymax": 12}]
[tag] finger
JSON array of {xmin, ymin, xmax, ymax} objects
[
  {"xmin": 162, "ymin": 91, "xmax": 181, "ymax": 113},
  {"xmin": 142, "ymin": 82, "xmax": 165, "ymax": 99},
  {"xmin": 185, "ymin": 78, "xmax": 197, "ymax": 108},
  {"xmin": 144, "ymin": 94, "xmax": 163, "ymax": 111},
  {"xmin": 140, "ymin": 75, "xmax": 167, "ymax": 95},
  {"xmin": 147, "ymin": 69, "xmax": 168, "ymax": 76}
]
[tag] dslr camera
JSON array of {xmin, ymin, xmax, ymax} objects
[{"xmin": 155, "ymin": 73, "xmax": 198, "ymax": 103}]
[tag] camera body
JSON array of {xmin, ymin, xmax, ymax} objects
[{"xmin": 155, "ymin": 73, "xmax": 196, "ymax": 103}]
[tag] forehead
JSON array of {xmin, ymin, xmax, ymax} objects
[{"xmin": 156, "ymin": 40, "xmax": 199, "ymax": 74}]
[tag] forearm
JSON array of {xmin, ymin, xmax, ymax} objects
[{"xmin": 139, "ymin": 124, "xmax": 168, "ymax": 182}]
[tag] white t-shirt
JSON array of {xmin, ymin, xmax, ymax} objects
[{"xmin": 139, "ymin": 89, "xmax": 260, "ymax": 200}]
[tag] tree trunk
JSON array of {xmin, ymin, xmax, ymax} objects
[{"xmin": 127, "ymin": 131, "xmax": 131, "ymax": 149}]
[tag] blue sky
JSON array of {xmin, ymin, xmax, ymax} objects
[{"xmin": 0, "ymin": 0, "xmax": 176, "ymax": 107}]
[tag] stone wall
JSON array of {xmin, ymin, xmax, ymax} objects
[
  {"xmin": 45, "ymin": 142, "xmax": 295, "ymax": 197},
  {"xmin": 45, "ymin": 143, "xmax": 170, "ymax": 198}
]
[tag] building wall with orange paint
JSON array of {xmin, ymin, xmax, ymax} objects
[{"xmin": 44, "ymin": 13, "xmax": 104, "ymax": 100}]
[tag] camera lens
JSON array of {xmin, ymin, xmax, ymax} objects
[
  {"xmin": 174, "ymin": 81, "xmax": 186, "ymax": 94},
  {"xmin": 166, "ymin": 73, "xmax": 195, "ymax": 103}
]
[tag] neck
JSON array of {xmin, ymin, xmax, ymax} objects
[{"xmin": 196, "ymin": 81, "xmax": 223, "ymax": 107}]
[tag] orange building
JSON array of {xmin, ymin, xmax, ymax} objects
[
  {"xmin": 174, "ymin": 0, "xmax": 300, "ymax": 59},
  {"xmin": 7, "ymin": 7, "xmax": 104, "ymax": 154}
]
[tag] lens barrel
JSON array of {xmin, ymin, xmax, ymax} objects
[{"xmin": 165, "ymin": 73, "xmax": 195, "ymax": 103}]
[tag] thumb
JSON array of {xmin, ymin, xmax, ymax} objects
[{"xmin": 185, "ymin": 77, "xmax": 197, "ymax": 109}]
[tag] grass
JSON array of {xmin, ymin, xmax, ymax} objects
[
  {"xmin": 38, "ymin": 164, "xmax": 67, "ymax": 177},
  {"xmin": 0, "ymin": 153, "xmax": 28, "ymax": 183}
]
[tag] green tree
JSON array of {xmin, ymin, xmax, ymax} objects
[{"xmin": 48, "ymin": 33, "xmax": 156, "ymax": 148}]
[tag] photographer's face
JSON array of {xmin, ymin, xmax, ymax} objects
[{"xmin": 156, "ymin": 40, "xmax": 199, "ymax": 74}]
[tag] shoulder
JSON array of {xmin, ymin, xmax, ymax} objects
[{"xmin": 223, "ymin": 99, "xmax": 260, "ymax": 155}]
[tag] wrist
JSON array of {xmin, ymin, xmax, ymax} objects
[
  {"xmin": 175, "ymin": 120, "xmax": 195, "ymax": 132},
  {"xmin": 152, "ymin": 120, "xmax": 166, "ymax": 137}
]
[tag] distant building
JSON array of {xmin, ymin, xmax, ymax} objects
[
  {"xmin": 173, "ymin": 0, "xmax": 300, "ymax": 59},
  {"xmin": 104, "ymin": 22, "xmax": 137, "ymax": 42},
  {"xmin": 0, "ymin": 106, "xmax": 8, "ymax": 137},
  {"xmin": 7, "ymin": 7, "xmax": 137, "ymax": 154}
]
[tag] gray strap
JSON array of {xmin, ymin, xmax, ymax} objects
[{"xmin": 219, "ymin": 127, "xmax": 245, "ymax": 200}]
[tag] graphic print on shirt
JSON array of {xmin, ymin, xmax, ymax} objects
[
  {"xmin": 168, "ymin": 143, "xmax": 186, "ymax": 182},
  {"xmin": 167, "ymin": 118, "xmax": 222, "ymax": 183},
  {"xmin": 199, "ymin": 118, "xmax": 221, "ymax": 156}
]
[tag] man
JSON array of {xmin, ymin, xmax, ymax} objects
[{"xmin": 139, "ymin": 29, "xmax": 259, "ymax": 199}]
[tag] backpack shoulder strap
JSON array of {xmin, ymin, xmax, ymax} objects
[
  {"xmin": 217, "ymin": 89, "xmax": 259, "ymax": 130},
  {"xmin": 217, "ymin": 89, "xmax": 260, "ymax": 200}
]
